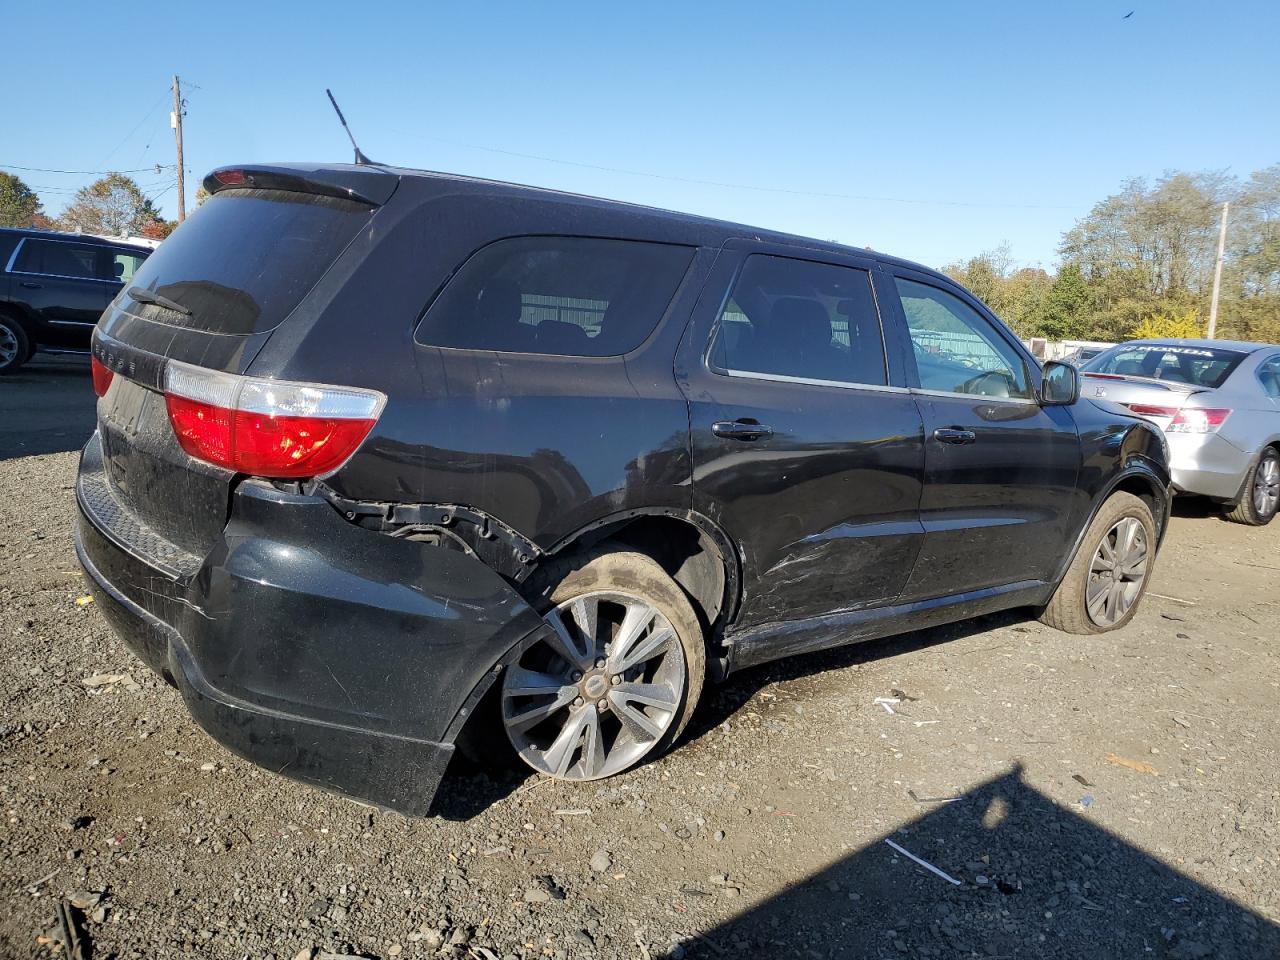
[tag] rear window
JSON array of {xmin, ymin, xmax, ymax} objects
[
  {"xmin": 1084, "ymin": 344, "xmax": 1245, "ymax": 388},
  {"xmin": 122, "ymin": 188, "xmax": 372, "ymax": 335},
  {"xmin": 416, "ymin": 236, "xmax": 695, "ymax": 357}
]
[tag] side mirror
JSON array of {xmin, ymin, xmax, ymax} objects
[{"xmin": 1040, "ymin": 360, "xmax": 1079, "ymax": 405}]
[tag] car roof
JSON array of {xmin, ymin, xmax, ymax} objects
[
  {"xmin": 0, "ymin": 226, "xmax": 154, "ymax": 252},
  {"xmin": 1122, "ymin": 338, "xmax": 1278, "ymax": 353},
  {"xmin": 232, "ymin": 161, "xmax": 950, "ymax": 282}
]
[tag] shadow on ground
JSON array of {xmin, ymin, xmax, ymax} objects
[
  {"xmin": 663, "ymin": 764, "xmax": 1279, "ymax": 959},
  {"xmin": 0, "ymin": 355, "xmax": 95, "ymax": 460}
]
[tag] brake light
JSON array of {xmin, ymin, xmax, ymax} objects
[
  {"xmin": 163, "ymin": 361, "xmax": 385, "ymax": 478},
  {"xmin": 212, "ymin": 169, "xmax": 247, "ymax": 186},
  {"xmin": 91, "ymin": 357, "xmax": 114, "ymax": 397},
  {"xmin": 1167, "ymin": 407, "xmax": 1231, "ymax": 434},
  {"xmin": 1124, "ymin": 403, "xmax": 1179, "ymax": 418},
  {"xmin": 1085, "ymin": 373, "xmax": 1125, "ymax": 380}
]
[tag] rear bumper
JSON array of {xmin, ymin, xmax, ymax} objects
[
  {"xmin": 1166, "ymin": 432, "xmax": 1252, "ymax": 499},
  {"xmin": 75, "ymin": 433, "xmax": 547, "ymax": 816}
]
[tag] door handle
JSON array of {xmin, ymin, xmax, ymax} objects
[
  {"xmin": 712, "ymin": 419, "xmax": 773, "ymax": 441},
  {"xmin": 19, "ymin": 281, "xmax": 42, "ymax": 289},
  {"xmin": 933, "ymin": 427, "xmax": 977, "ymax": 445}
]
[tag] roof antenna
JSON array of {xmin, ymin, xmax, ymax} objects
[{"xmin": 326, "ymin": 89, "xmax": 376, "ymax": 165}]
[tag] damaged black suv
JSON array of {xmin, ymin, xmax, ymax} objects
[{"xmin": 76, "ymin": 163, "xmax": 1170, "ymax": 815}]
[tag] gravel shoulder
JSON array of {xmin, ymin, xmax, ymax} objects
[{"xmin": 2, "ymin": 449, "xmax": 1278, "ymax": 960}]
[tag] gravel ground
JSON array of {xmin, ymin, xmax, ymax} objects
[{"xmin": 2, "ymin": 444, "xmax": 1278, "ymax": 959}]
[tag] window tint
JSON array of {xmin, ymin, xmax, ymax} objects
[
  {"xmin": 13, "ymin": 239, "xmax": 106, "ymax": 281},
  {"xmin": 1255, "ymin": 357, "xmax": 1280, "ymax": 398},
  {"xmin": 417, "ymin": 237, "xmax": 695, "ymax": 357},
  {"xmin": 1084, "ymin": 344, "xmax": 1245, "ymax": 389},
  {"xmin": 895, "ymin": 278, "xmax": 1031, "ymax": 399},
  {"xmin": 111, "ymin": 249, "xmax": 149, "ymax": 284},
  {"xmin": 709, "ymin": 255, "xmax": 886, "ymax": 386}
]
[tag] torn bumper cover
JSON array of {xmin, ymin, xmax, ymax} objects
[{"xmin": 73, "ymin": 434, "xmax": 547, "ymax": 816}]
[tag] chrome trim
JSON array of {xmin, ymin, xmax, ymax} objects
[
  {"xmin": 910, "ymin": 387, "xmax": 1038, "ymax": 405},
  {"xmin": 719, "ymin": 367, "xmax": 909, "ymax": 394},
  {"xmin": 48, "ymin": 319, "xmax": 97, "ymax": 327}
]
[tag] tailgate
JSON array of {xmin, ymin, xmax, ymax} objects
[{"xmin": 85, "ymin": 173, "xmax": 390, "ymax": 566}]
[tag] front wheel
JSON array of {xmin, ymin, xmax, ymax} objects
[
  {"xmin": 1040, "ymin": 491, "xmax": 1156, "ymax": 634},
  {"xmin": 501, "ymin": 550, "xmax": 705, "ymax": 781},
  {"xmin": 1223, "ymin": 447, "xmax": 1279, "ymax": 526}
]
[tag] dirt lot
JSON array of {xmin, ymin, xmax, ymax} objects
[{"xmin": 1, "ymin": 366, "xmax": 1278, "ymax": 959}]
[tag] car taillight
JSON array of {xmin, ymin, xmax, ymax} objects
[
  {"xmin": 163, "ymin": 361, "xmax": 385, "ymax": 478},
  {"xmin": 1167, "ymin": 407, "xmax": 1231, "ymax": 434},
  {"xmin": 91, "ymin": 356, "xmax": 114, "ymax": 397},
  {"xmin": 1124, "ymin": 403, "xmax": 1179, "ymax": 418}
]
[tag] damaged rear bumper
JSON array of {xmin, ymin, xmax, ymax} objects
[{"xmin": 74, "ymin": 433, "xmax": 547, "ymax": 816}]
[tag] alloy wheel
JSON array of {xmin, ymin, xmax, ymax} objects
[
  {"xmin": 1253, "ymin": 455, "xmax": 1279, "ymax": 518},
  {"xmin": 1085, "ymin": 516, "xmax": 1149, "ymax": 627},
  {"xmin": 502, "ymin": 590, "xmax": 686, "ymax": 780},
  {"xmin": 0, "ymin": 324, "xmax": 18, "ymax": 368}
]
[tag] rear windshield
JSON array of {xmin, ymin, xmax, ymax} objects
[
  {"xmin": 1084, "ymin": 343, "xmax": 1245, "ymax": 388},
  {"xmin": 122, "ymin": 188, "xmax": 372, "ymax": 335},
  {"xmin": 416, "ymin": 236, "xmax": 695, "ymax": 357}
]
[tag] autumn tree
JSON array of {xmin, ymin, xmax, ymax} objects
[
  {"xmin": 0, "ymin": 171, "xmax": 43, "ymax": 228},
  {"xmin": 57, "ymin": 173, "xmax": 164, "ymax": 236}
]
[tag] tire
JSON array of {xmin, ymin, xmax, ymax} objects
[
  {"xmin": 0, "ymin": 315, "xmax": 31, "ymax": 374},
  {"xmin": 501, "ymin": 548, "xmax": 706, "ymax": 780},
  {"xmin": 1040, "ymin": 491, "xmax": 1156, "ymax": 635},
  {"xmin": 1223, "ymin": 447, "xmax": 1279, "ymax": 526}
]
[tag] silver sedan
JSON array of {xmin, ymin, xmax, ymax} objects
[{"xmin": 1081, "ymin": 339, "xmax": 1280, "ymax": 525}]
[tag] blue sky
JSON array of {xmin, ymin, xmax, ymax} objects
[{"xmin": 7, "ymin": 1, "xmax": 1277, "ymax": 269}]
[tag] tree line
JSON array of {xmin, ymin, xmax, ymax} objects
[
  {"xmin": 0, "ymin": 170, "xmax": 176, "ymax": 240},
  {"xmin": 3, "ymin": 163, "xmax": 1278, "ymax": 343},
  {"xmin": 945, "ymin": 165, "xmax": 1280, "ymax": 344}
]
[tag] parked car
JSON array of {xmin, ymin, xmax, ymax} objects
[
  {"xmin": 1082, "ymin": 339, "xmax": 1280, "ymax": 525},
  {"xmin": 75, "ymin": 163, "xmax": 1171, "ymax": 815},
  {"xmin": 1062, "ymin": 344, "xmax": 1107, "ymax": 367},
  {"xmin": 0, "ymin": 227, "xmax": 152, "ymax": 373}
]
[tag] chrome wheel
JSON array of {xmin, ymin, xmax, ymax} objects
[
  {"xmin": 0, "ymin": 323, "xmax": 19, "ymax": 368},
  {"xmin": 502, "ymin": 590, "xmax": 686, "ymax": 780},
  {"xmin": 1086, "ymin": 516, "xmax": 1149, "ymax": 627},
  {"xmin": 1253, "ymin": 455, "xmax": 1279, "ymax": 517}
]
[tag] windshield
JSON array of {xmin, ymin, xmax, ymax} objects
[
  {"xmin": 1083, "ymin": 343, "xmax": 1245, "ymax": 388},
  {"xmin": 122, "ymin": 188, "xmax": 373, "ymax": 335}
]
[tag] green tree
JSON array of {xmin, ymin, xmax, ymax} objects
[
  {"xmin": 57, "ymin": 173, "xmax": 164, "ymax": 236},
  {"xmin": 0, "ymin": 171, "xmax": 43, "ymax": 227},
  {"xmin": 1039, "ymin": 264, "xmax": 1095, "ymax": 340}
]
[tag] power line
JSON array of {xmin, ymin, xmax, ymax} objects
[
  {"xmin": 99, "ymin": 91, "xmax": 171, "ymax": 169},
  {"xmin": 416, "ymin": 135, "xmax": 1082, "ymax": 212},
  {"xmin": 2, "ymin": 162, "xmax": 176, "ymax": 176}
]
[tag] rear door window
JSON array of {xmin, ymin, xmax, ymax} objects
[
  {"xmin": 895, "ymin": 277, "xmax": 1032, "ymax": 399},
  {"xmin": 122, "ymin": 189, "xmax": 374, "ymax": 335},
  {"xmin": 111, "ymin": 248, "xmax": 149, "ymax": 284},
  {"xmin": 416, "ymin": 236, "xmax": 695, "ymax": 357},
  {"xmin": 709, "ymin": 254, "xmax": 887, "ymax": 386}
]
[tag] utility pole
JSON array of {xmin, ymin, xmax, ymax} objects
[
  {"xmin": 1207, "ymin": 201, "xmax": 1229, "ymax": 339},
  {"xmin": 171, "ymin": 75, "xmax": 186, "ymax": 222}
]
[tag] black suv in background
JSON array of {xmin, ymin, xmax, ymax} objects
[
  {"xmin": 75, "ymin": 164, "xmax": 1171, "ymax": 815},
  {"xmin": 0, "ymin": 227, "xmax": 152, "ymax": 373}
]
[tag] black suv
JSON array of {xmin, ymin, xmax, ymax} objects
[
  {"xmin": 75, "ymin": 164, "xmax": 1170, "ymax": 815},
  {"xmin": 0, "ymin": 227, "xmax": 152, "ymax": 373}
]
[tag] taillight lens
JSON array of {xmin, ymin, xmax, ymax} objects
[
  {"xmin": 163, "ymin": 361, "xmax": 385, "ymax": 478},
  {"xmin": 1167, "ymin": 407, "xmax": 1231, "ymax": 434},
  {"xmin": 1124, "ymin": 403, "xmax": 1179, "ymax": 418},
  {"xmin": 91, "ymin": 357, "xmax": 114, "ymax": 397}
]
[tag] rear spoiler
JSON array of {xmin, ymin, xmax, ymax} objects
[
  {"xmin": 202, "ymin": 163, "xmax": 399, "ymax": 207},
  {"xmin": 1082, "ymin": 372, "xmax": 1203, "ymax": 394}
]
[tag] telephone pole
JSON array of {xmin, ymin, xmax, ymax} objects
[
  {"xmin": 171, "ymin": 75, "xmax": 186, "ymax": 222},
  {"xmin": 1207, "ymin": 201, "xmax": 1229, "ymax": 339}
]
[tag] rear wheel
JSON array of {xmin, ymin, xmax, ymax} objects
[
  {"xmin": 1223, "ymin": 447, "xmax": 1279, "ymax": 526},
  {"xmin": 0, "ymin": 315, "xmax": 30, "ymax": 374},
  {"xmin": 1040, "ymin": 491, "xmax": 1156, "ymax": 634},
  {"xmin": 502, "ymin": 550, "xmax": 705, "ymax": 781}
]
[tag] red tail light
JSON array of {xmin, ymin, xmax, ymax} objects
[
  {"xmin": 1168, "ymin": 407, "xmax": 1231, "ymax": 434},
  {"xmin": 163, "ymin": 361, "xmax": 385, "ymax": 478},
  {"xmin": 1124, "ymin": 403, "xmax": 1179, "ymax": 418},
  {"xmin": 91, "ymin": 356, "xmax": 114, "ymax": 397}
]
